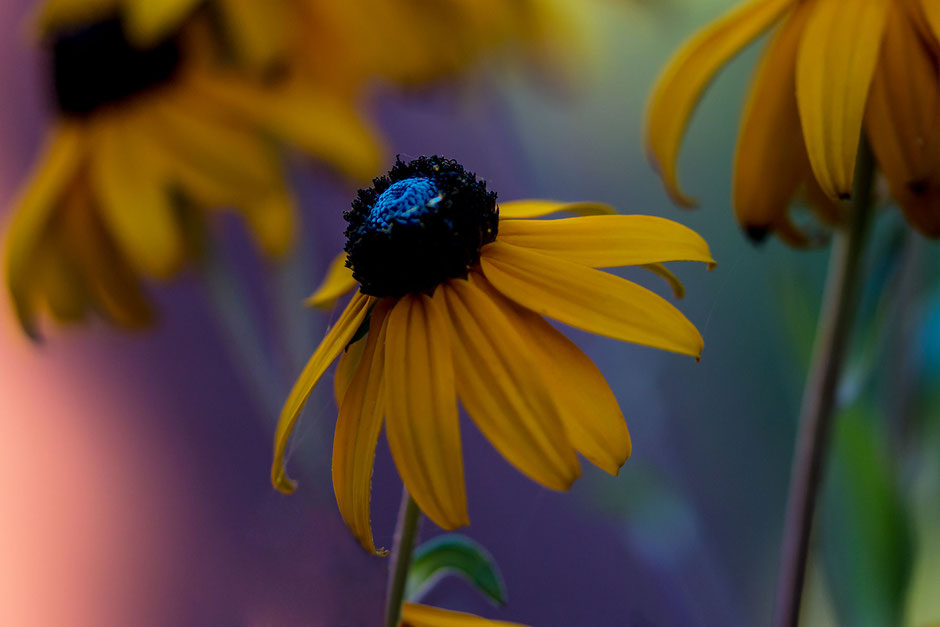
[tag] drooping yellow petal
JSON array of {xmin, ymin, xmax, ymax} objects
[
  {"xmin": 796, "ymin": 0, "xmax": 890, "ymax": 200},
  {"xmin": 496, "ymin": 215, "xmax": 714, "ymax": 268},
  {"xmin": 333, "ymin": 301, "xmax": 391, "ymax": 556},
  {"xmin": 91, "ymin": 119, "xmax": 185, "ymax": 279},
  {"xmin": 865, "ymin": 3, "xmax": 940, "ymax": 235},
  {"xmin": 306, "ymin": 252, "xmax": 357, "ymax": 308},
  {"xmin": 645, "ymin": 0, "xmax": 793, "ymax": 206},
  {"xmin": 480, "ymin": 242, "xmax": 704, "ymax": 358},
  {"xmin": 273, "ymin": 291, "xmax": 373, "ymax": 493},
  {"xmin": 642, "ymin": 263, "xmax": 685, "ymax": 299},
  {"xmin": 334, "ymin": 327, "xmax": 369, "ymax": 407},
  {"xmin": 442, "ymin": 277, "xmax": 580, "ymax": 491},
  {"xmin": 475, "ymin": 276, "xmax": 630, "ymax": 475},
  {"xmin": 124, "ymin": 0, "xmax": 198, "ymax": 47},
  {"xmin": 733, "ymin": 2, "xmax": 811, "ymax": 238},
  {"xmin": 497, "ymin": 200, "xmax": 615, "ymax": 220},
  {"xmin": 5, "ymin": 123, "xmax": 83, "ymax": 336},
  {"xmin": 400, "ymin": 603, "xmax": 527, "ymax": 627},
  {"xmin": 384, "ymin": 294, "xmax": 468, "ymax": 530}
]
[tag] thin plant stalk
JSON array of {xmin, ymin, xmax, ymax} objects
[
  {"xmin": 385, "ymin": 489, "xmax": 421, "ymax": 627},
  {"xmin": 198, "ymin": 239, "xmax": 285, "ymax": 419},
  {"xmin": 772, "ymin": 144, "xmax": 876, "ymax": 627}
]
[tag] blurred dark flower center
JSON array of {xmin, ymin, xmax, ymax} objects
[
  {"xmin": 345, "ymin": 156, "xmax": 499, "ymax": 298},
  {"xmin": 51, "ymin": 15, "xmax": 181, "ymax": 116}
]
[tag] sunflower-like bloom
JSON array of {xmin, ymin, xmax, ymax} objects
[
  {"xmin": 400, "ymin": 603, "xmax": 526, "ymax": 627},
  {"xmin": 646, "ymin": 0, "xmax": 940, "ymax": 242},
  {"xmin": 272, "ymin": 156, "xmax": 714, "ymax": 554},
  {"xmin": 6, "ymin": 2, "xmax": 381, "ymax": 335}
]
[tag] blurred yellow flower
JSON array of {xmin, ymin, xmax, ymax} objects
[
  {"xmin": 399, "ymin": 602, "xmax": 527, "ymax": 627},
  {"xmin": 272, "ymin": 156, "xmax": 714, "ymax": 554},
  {"xmin": 39, "ymin": 0, "xmax": 577, "ymax": 84},
  {"xmin": 646, "ymin": 0, "xmax": 940, "ymax": 242},
  {"xmin": 6, "ymin": 4, "xmax": 380, "ymax": 335}
]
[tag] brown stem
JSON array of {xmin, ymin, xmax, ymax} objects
[{"xmin": 772, "ymin": 144, "xmax": 876, "ymax": 627}]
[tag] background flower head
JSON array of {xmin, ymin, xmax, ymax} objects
[
  {"xmin": 6, "ymin": 0, "xmax": 381, "ymax": 334},
  {"xmin": 645, "ymin": 0, "xmax": 940, "ymax": 243}
]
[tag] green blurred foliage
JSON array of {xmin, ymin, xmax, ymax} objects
[{"xmin": 820, "ymin": 405, "xmax": 913, "ymax": 627}]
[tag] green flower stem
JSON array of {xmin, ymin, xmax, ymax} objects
[
  {"xmin": 385, "ymin": 489, "xmax": 421, "ymax": 627},
  {"xmin": 773, "ymin": 144, "xmax": 876, "ymax": 627}
]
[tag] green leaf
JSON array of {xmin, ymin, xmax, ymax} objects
[
  {"xmin": 405, "ymin": 534, "xmax": 507, "ymax": 606},
  {"xmin": 820, "ymin": 404, "xmax": 913, "ymax": 627}
]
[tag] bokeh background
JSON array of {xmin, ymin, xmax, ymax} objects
[{"xmin": 2, "ymin": 1, "xmax": 938, "ymax": 626}]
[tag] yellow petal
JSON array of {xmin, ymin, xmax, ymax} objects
[
  {"xmin": 917, "ymin": 0, "xmax": 940, "ymax": 48},
  {"xmin": 797, "ymin": 0, "xmax": 890, "ymax": 199},
  {"xmin": 5, "ymin": 123, "xmax": 83, "ymax": 337},
  {"xmin": 481, "ymin": 242, "xmax": 704, "ymax": 358},
  {"xmin": 240, "ymin": 185, "xmax": 297, "ymax": 260},
  {"xmin": 59, "ymin": 190, "xmax": 154, "ymax": 328},
  {"xmin": 400, "ymin": 603, "xmax": 527, "ymax": 627},
  {"xmin": 151, "ymin": 95, "xmax": 280, "ymax": 192},
  {"xmin": 442, "ymin": 277, "xmax": 580, "ymax": 491},
  {"xmin": 497, "ymin": 200, "xmax": 615, "ymax": 220},
  {"xmin": 124, "ymin": 0, "xmax": 198, "ymax": 46},
  {"xmin": 474, "ymin": 276, "xmax": 630, "ymax": 475},
  {"xmin": 496, "ymin": 215, "xmax": 714, "ymax": 268},
  {"xmin": 865, "ymin": 3, "xmax": 940, "ymax": 235},
  {"xmin": 642, "ymin": 263, "xmax": 685, "ymax": 299},
  {"xmin": 733, "ymin": 2, "xmax": 811, "ymax": 237},
  {"xmin": 334, "ymin": 327, "xmax": 369, "ymax": 407},
  {"xmin": 91, "ymin": 119, "xmax": 185, "ymax": 279},
  {"xmin": 32, "ymin": 0, "xmax": 114, "ymax": 38},
  {"xmin": 306, "ymin": 252, "xmax": 357, "ymax": 308},
  {"xmin": 189, "ymin": 73, "xmax": 383, "ymax": 181},
  {"xmin": 333, "ymin": 301, "xmax": 391, "ymax": 556},
  {"xmin": 35, "ymin": 234, "xmax": 86, "ymax": 323},
  {"xmin": 645, "ymin": 0, "xmax": 792, "ymax": 206},
  {"xmin": 384, "ymin": 294, "xmax": 468, "ymax": 530},
  {"xmin": 216, "ymin": 0, "xmax": 290, "ymax": 70},
  {"xmin": 273, "ymin": 291, "xmax": 373, "ymax": 493}
]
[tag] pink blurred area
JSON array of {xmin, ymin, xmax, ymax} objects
[
  {"xmin": 0, "ymin": 4, "xmax": 185, "ymax": 623},
  {"xmin": 0, "ymin": 4, "xmax": 384, "ymax": 624},
  {"xmin": 0, "ymin": 331, "xmax": 186, "ymax": 625}
]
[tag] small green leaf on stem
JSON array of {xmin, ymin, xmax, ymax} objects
[{"xmin": 404, "ymin": 534, "xmax": 507, "ymax": 607}]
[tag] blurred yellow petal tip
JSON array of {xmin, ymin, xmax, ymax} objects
[{"xmin": 306, "ymin": 252, "xmax": 357, "ymax": 308}]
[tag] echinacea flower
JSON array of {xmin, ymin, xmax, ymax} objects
[
  {"xmin": 6, "ymin": 3, "xmax": 380, "ymax": 335},
  {"xmin": 646, "ymin": 0, "xmax": 940, "ymax": 241},
  {"xmin": 272, "ymin": 156, "xmax": 714, "ymax": 554},
  {"xmin": 399, "ymin": 602, "xmax": 526, "ymax": 627}
]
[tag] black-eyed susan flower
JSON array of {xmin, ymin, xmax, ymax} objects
[
  {"xmin": 645, "ymin": 0, "xmax": 940, "ymax": 242},
  {"xmin": 6, "ymin": 2, "xmax": 381, "ymax": 335},
  {"xmin": 399, "ymin": 602, "xmax": 526, "ymax": 627},
  {"xmin": 272, "ymin": 156, "xmax": 714, "ymax": 554}
]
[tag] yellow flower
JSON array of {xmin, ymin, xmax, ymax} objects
[
  {"xmin": 272, "ymin": 156, "xmax": 714, "ymax": 554},
  {"xmin": 646, "ymin": 0, "xmax": 940, "ymax": 242},
  {"xmin": 6, "ymin": 3, "xmax": 381, "ymax": 335},
  {"xmin": 399, "ymin": 602, "xmax": 527, "ymax": 627}
]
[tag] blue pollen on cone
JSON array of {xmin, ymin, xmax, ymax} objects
[{"xmin": 367, "ymin": 177, "xmax": 441, "ymax": 229}]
